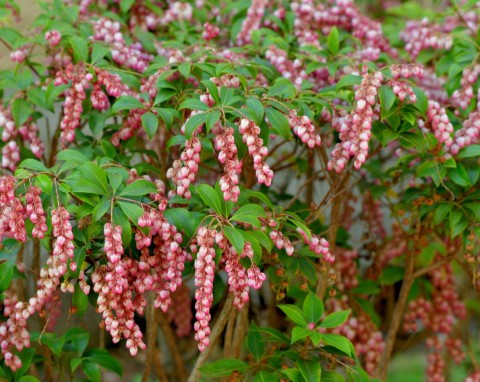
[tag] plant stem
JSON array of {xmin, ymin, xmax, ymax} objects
[{"xmin": 376, "ymin": 217, "xmax": 420, "ymax": 380}]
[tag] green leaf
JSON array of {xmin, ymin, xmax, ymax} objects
[
  {"xmin": 380, "ymin": 266, "xmax": 404, "ymax": 285},
  {"xmin": 119, "ymin": 179, "xmax": 157, "ymax": 197},
  {"xmin": 206, "ymin": 109, "xmax": 221, "ymax": 131},
  {"xmin": 179, "ymin": 98, "xmax": 210, "ymax": 111},
  {"xmin": 92, "ymin": 198, "xmax": 110, "ymax": 221},
  {"xmin": 223, "ymin": 226, "xmax": 245, "ymax": 255},
  {"xmin": 327, "ymin": 26, "xmax": 339, "ymax": 55},
  {"xmin": 12, "ymin": 98, "xmax": 34, "ymax": 127},
  {"xmin": 120, "ymin": 0, "xmax": 135, "ymax": 13},
  {"xmin": 247, "ymin": 326, "xmax": 265, "ymax": 360},
  {"xmin": 79, "ymin": 162, "xmax": 108, "ymax": 194},
  {"xmin": 266, "ymin": 107, "xmax": 291, "ymax": 139},
  {"xmin": 303, "ymin": 292, "xmax": 324, "ymax": 323},
  {"xmin": 73, "ymin": 283, "xmax": 88, "ymax": 316},
  {"xmin": 254, "ymin": 371, "xmax": 279, "ymax": 382},
  {"xmin": 267, "ymin": 78, "xmax": 296, "ymax": 99},
  {"xmin": 70, "ymin": 358, "xmax": 82, "ymax": 372},
  {"xmin": 142, "ymin": 112, "xmax": 159, "ymax": 139},
  {"xmin": 199, "ymin": 359, "xmax": 248, "ymax": 377},
  {"xmin": 411, "ymin": 87, "xmax": 428, "ymax": 115},
  {"xmin": 457, "ymin": 144, "xmax": 480, "ymax": 159},
  {"xmin": 84, "ymin": 348, "xmax": 123, "ymax": 376},
  {"xmin": 81, "ymin": 361, "xmax": 101, "ymax": 382},
  {"xmin": 64, "ymin": 327, "xmax": 89, "ymax": 353},
  {"xmin": 185, "ymin": 112, "xmax": 207, "ymax": 138},
  {"xmin": 19, "ymin": 158, "xmax": 49, "ymax": 173},
  {"xmin": 231, "ymin": 204, "xmax": 265, "ymax": 228},
  {"xmin": 297, "ymin": 359, "xmax": 321, "ymax": 382},
  {"xmin": 70, "ymin": 36, "xmax": 89, "ymax": 63},
  {"xmin": 202, "ymin": 80, "xmax": 220, "ymax": 104},
  {"xmin": 320, "ymin": 310, "xmax": 350, "ymax": 329},
  {"xmin": 197, "ymin": 184, "xmax": 223, "ymax": 214},
  {"xmin": 281, "ymin": 368, "xmax": 303, "ymax": 382},
  {"xmin": 278, "ymin": 304, "xmax": 308, "ymax": 326},
  {"xmin": 178, "ymin": 62, "xmax": 191, "ymax": 78},
  {"xmin": 465, "ymin": 202, "xmax": 480, "ymax": 218},
  {"xmin": 255, "ymin": 327, "xmax": 289, "ymax": 343},
  {"xmin": 336, "ymin": 74, "xmax": 362, "ymax": 90},
  {"xmin": 74, "ymin": 180, "xmax": 105, "ymax": 195},
  {"xmin": 0, "ymin": 261, "xmax": 14, "ymax": 291},
  {"xmin": 111, "ymin": 96, "xmax": 145, "ymax": 113},
  {"xmin": 379, "ymin": 85, "xmax": 395, "ymax": 115},
  {"xmin": 112, "ymin": 207, "xmax": 132, "ymax": 247},
  {"xmin": 322, "ymin": 333, "xmax": 352, "ymax": 356},
  {"xmin": 246, "ymin": 96, "xmax": 265, "ymax": 125},
  {"xmin": 118, "ymin": 201, "xmax": 144, "ymax": 225},
  {"xmin": 56, "ymin": 149, "xmax": 88, "ymax": 164},
  {"xmin": 291, "ymin": 327, "xmax": 312, "ymax": 344},
  {"xmin": 40, "ymin": 333, "xmax": 65, "ymax": 357},
  {"xmin": 91, "ymin": 43, "xmax": 110, "ymax": 65},
  {"xmin": 18, "ymin": 377, "xmax": 40, "ymax": 382},
  {"xmin": 322, "ymin": 371, "xmax": 345, "ymax": 382},
  {"xmin": 35, "ymin": 174, "xmax": 53, "ymax": 195},
  {"xmin": 434, "ymin": 203, "xmax": 453, "ymax": 225}
]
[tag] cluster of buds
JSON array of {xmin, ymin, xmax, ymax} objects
[
  {"xmin": 10, "ymin": 44, "xmax": 30, "ymax": 63},
  {"xmin": 45, "ymin": 30, "xmax": 61, "ymax": 46},
  {"xmin": 214, "ymin": 127, "xmax": 242, "ymax": 202},
  {"xmin": 236, "ymin": 0, "xmax": 268, "ymax": 45},
  {"xmin": 269, "ymin": 230, "xmax": 294, "ymax": 256},
  {"xmin": 388, "ymin": 79, "xmax": 417, "ymax": 102},
  {"xmin": 452, "ymin": 64, "xmax": 480, "ymax": 109},
  {"xmin": 93, "ymin": 18, "xmax": 153, "ymax": 73},
  {"xmin": 328, "ymin": 70, "xmax": 383, "ymax": 172},
  {"xmin": 0, "ymin": 107, "xmax": 44, "ymax": 170},
  {"xmin": 242, "ymin": 242, "xmax": 266, "ymax": 290},
  {"xmin": 158, "ymin": 1, "xmax": 194, "ymax": 25},
  {"xmin": 167, "ymin": 134, "xmax": 201, "ymax": 199},
  {"xmin": 449, "ymin": 110, "xmax": 480, "ymax": 155},
  {"xmin": 390, "ymin": 64, "xmax": 424, "ymax": 79},
  {"xmin": 288, "ymin": 110, "xmax": 322, "ymax": 148},
  {"xmin": 95, "ymin": 68, "xmax": 132, "ymax": 98},
  {"xmin": 400, "ymin": 18, "xmax": 453, "ymax": 59},
  {"xmin": 194, "ymin": 227, "xmax": 217, "ymax": 351},
  {"xmin": 51, "ymin": 206, "xmax": 75, "ymax": 273},
  {"xmin": 297, "ymin": 228, "xmax": 334, "ymax": 262},
  {"xmin": 238, "ymin": 118, "xmax": 273, "ymax": 186},
  {"xmin": 418, "ymin": 100, "xmax": 453, "ymax": 147},
  {"xmin": 0, "ymin": 176, "xmax": 26, "ymax": 242},
  {"xmin": 54, "ymin": 64, "xmax": 93, "ymax": 144},
  {"xmin": 203, "ymin": 22, "xmax": 219, "ymax": 41},
  {"xmin": 25, "ymin": 186, "xmax": 48, "ymax": 238},
  {"xmin": 93, "ymin": 224, "xmax": 146, "ymax": 356},
  {"xmin": 265, "ymin": 46, "xmax": 306, "ymax": 89}
]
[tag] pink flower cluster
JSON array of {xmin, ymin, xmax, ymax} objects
[
  {"xmin": 400, "ymin": 18, "xmax": 453, "ymax": 59},
  {"xmin": 236, "ymin": 0, "xmax": 268, "ymax": 45},
  {"xmin": 390, "ymin": 64, "xmax": 424, "ymax": 79},
  {"xmin": 0, "ymin": 107, "xmax": 44, "ymax": 170},
  {"xmin": 25, "ymin": 186, "xmax": 48, "ymax": 239},
  {"xmin": 45, "ymin": 30, "xmax": 61, "ymax": 46},
  {"xmin": 238, "ymin": 118, "xmax": 273, "ymax": 186},
  {"xmin": 265, "ymin": 46, "xmax": 306, "ymax": 89},
  {"xmin": 167, "ymin": 134, "xmax": 201, "ymax": 199},
  {"xmin": 269, "ymin": 230, "xmax": 294, "ymax": 256},
  {"xmin": 0, "ymin": 176, "xmax": 26, "ymax": 242},
  {"xmin": 288, "ymin": 110, "xmax": 322, "ymax": 148},
  {"xmin": 452, "ymin": 64, "xmax": 480, "ymax": 109},
  {"xmin": 328, "ymin": 71, "xmax": 383, "ymax": 172},
  {"xmin": 10, "ymin": 44, "xmax": 30, "ymax": 63},
  {"xmin": 93, "ymin": 18, "xmax": 153, "ymax": 73},
  {"xmin": 203, "ymin": 22, "xmax": 219, "ymax": 41},
  {"xmin": 449, "ymin": 110, "xmax": 480, "ymax": 155},
  {"xmin": 418, "ymin": 100, "xmax": 453, "ymax": 146},
  {"xmin": 298, "ymin": 229, "xmax": 334, "ymax": 262},
  {"xmin": 214, "ymin": 127, "xmax": 242, "ymax": 202},
  {"xmin": 388, "ymin": 79, "xmax": 417, "ymax": 102},
  {"xmin": 193, "ymin": 227, "xmax": 216, "ymax": 351},
  {"xmin": 54, "ymin": 64, "xmax": 93, "ymax": 144}
]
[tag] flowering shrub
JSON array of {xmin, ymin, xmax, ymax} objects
[{"xmin": 0, "ymin": 0, "xmax": 480, "ymax": 381}]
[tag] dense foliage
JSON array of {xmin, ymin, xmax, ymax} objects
[{"xmin": 0, "ymin": 0, "xmax": 480, "ymax": 381}]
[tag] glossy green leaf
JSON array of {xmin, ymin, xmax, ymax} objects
[
  {"xmin": 278, "ymin": 304, "xmax": 308, "ymax": 326},
  {"xmin": 84, "ymin": 348, "xmax": 123, "ymax": 376},
  {"xmin": 320, "ymin": 310, "xmax": 350, "ymax": 329},
  {"xmin": 12, "ymin": 98, "xmax": 33, "ymax": 126},
  {"xmin": 0, "ymin": 261, "xmax": 14, "ymax": 291},
  {"xmin": 223, "ymin": 226, "xmax": 245, "ymax": 255},
  {"xmin": 303, "ymin": 292, "xmax": 324, "ymax": 323},
  {"xmin": 19, "ymin": 158, "xmax": 49, "ymax": 173},
  {"xmin": 119, "ymin": 179, "xmax": 157, "ymax": 197},
  {"xmin": 142, "ymin": 112, "xmax": 159, "ymax": 139},
  {"xmin": 327, "ymin": 26, "xmax": 339, "ymax": 55},
  {"xmin": 297, "ymin": 359, "xmax": 321, "ymax": 382},
  {"xmin": 73, "ymin": 283, "xmax": 88, "ymax": 316},
  {"xmin": 197, "ymin": 184, "xmax": 223, "ymax": 214},
  {"xmin": 79, "ymin": 162, "xmax": 108, "ymax": 193},
  {"xmin": 291, "ymin": 327, "xmax": 312, "ymax": 344},
  {"xmin": 266, "ymin": 107, "xmax": 291, "ymax": 139},
  {"xmin": 246, "ymin": 96, "xmax": 265, "ymax": 125},
  {"xmin": 70, "ymin": 36, "xmax": 89, "ymax": 63},
  {"xmin": 199, "ymin": 359, "xmax": 248, "ymax": 377},
  {"xmin": 111, "ymin": 96, "xmax": 145, "ymax": 113},
  {"xmin": 185, "ymin": 112, "xmax": 207, "ymax": 138}
]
